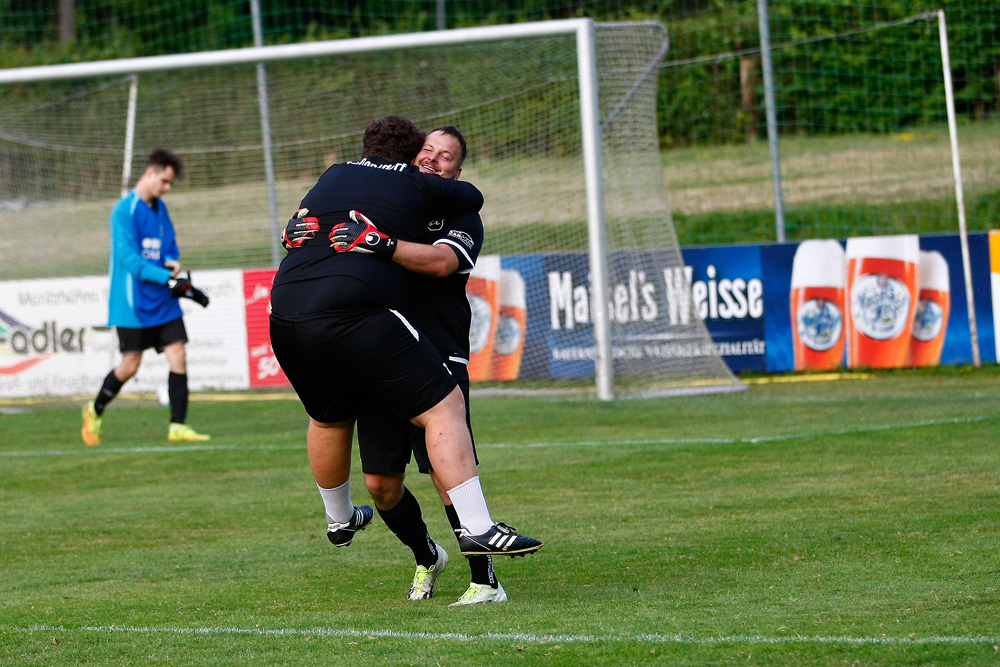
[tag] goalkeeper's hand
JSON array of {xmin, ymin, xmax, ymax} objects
[
  {"xmin": 167, "ymin": 272, "xmax": 210, "ymax": 308},
  {"xmin": 281, "ymin": 211, "xmax": 321, "ymax": 250},
  {"xmin": 329, "ymin": 210, "xmax": 397, "ymax": 257}
]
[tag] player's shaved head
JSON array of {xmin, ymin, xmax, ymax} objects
[{"xmin": 362, "ymin": 116, "xmax": 426, "ymax": 164}]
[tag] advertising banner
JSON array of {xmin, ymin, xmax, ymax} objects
[
  {"xmin": 764, "ymin": 232, "xmax": 996, "ymax": 371},
  {"xmin": 0, "ymin": 270, "xmax": 248, "ymax": 398},
  {"xmin": 0, "ymin": 275, "xmax": 115, "ymax": 398},
  {"xmin": 1, "ymin": 232, "xmax": 994, "ymax": 399},
  {"xmin": 243, "ymin": 268, "xmax": 287, "ymax": 388}
]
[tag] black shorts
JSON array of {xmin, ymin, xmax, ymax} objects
[
  {"xmin": 269, "ymin": 306, "xmax": 457, "ymax": 425},
  {"xmin": 357, "ymin": 361, "xmax": 476, "ymax": 475},
  {"xmin": 117, "ymin": 318, "xmax": 187, "ymax": 354}
]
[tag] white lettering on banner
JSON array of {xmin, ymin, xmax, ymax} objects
[
  {"xmin": 550, "ymin": 263, "xmax": 763, "ymax": 332},
  {"xmin": 547, "ymin": 271, "xmax": 590, "ymax": 330},
  {"xmin": 690, "ymin": 265, "xmax": 763, "ymax": 321},
  {"xmin": 246, "ymin": 283, "xmax": 270, "ymax": 306},
  {"xmin": 256, "ymin": 355, "xmax": 282, "ymax": 380},
  {"xmin": 663, "ymin": 266, "xmax": 694, "ymax": 325},
  {"xmin": 551, "ymin": 338, "xmax": 750, "ymax": 362}
]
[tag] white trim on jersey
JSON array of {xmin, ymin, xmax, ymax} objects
[{"xmin": 432, "ymin": 237, "xmax": 475, "ymax": 272}]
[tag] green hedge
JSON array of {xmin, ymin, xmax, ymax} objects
[{"xmin": 1, "ymin": 0, "xmax": 998, "ymax": 147}]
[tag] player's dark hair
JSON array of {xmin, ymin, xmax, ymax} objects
[
  {"xmin": 146, "ymin": 148, "xmax": 184, "ymax": 178},
  {"xmin": 362, "ymin": 116, "xmax": 425, "ymax": 164},
  {"xmin": 429, "ymin": 126, "xmax": 468, "ymax": 168}
]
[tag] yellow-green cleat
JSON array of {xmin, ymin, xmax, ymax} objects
[
  {"xmin": 450, "ymin": 582, "xmax": 508, "ymax": 606},
  {"xmin": 408, "ymin": 545, "xmax": 448, "ymax": 600},
  {"xmin": 168, "ymin": 423, "xmax": 211, "ymax": 442},
  {"xmin": 81, "ymin": 401, "xmax": 102, "ymax": 446}
]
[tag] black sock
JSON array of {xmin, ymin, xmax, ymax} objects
[
  {"xmin": 446, "ymin": 503, "xmax": 496, "ymax": 587},
  {"xmin": 168, "ymin": 372, "xmax": 189, "ymax": 424},
  {"xmin": 94, "ymin": 371, "xmax": 124, "ymax": 416},
  {"xmin": 377, "ymin": 487, "xmax": 438, "ymax": 568}
]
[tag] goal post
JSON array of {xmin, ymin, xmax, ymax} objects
[{"xmin": 0, "ymin": 19, "xmax": 744, "ymax": 400}]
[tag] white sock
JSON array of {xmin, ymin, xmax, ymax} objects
[
  {"xmin": 446, "ymin": 476, "xmax": 493, "ymax": 535},
  {"xmin": 318, "ymin": 480, "xmax": 354, "ymax": 525}
]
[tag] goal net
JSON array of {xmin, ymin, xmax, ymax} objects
[{"xmin": 0, "ymin": 19, "xmax": 743, "ymax": 399}]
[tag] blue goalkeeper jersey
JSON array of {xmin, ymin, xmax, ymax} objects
[{"xmin": 107, "ymin": 190, "xmax": 182, "ymax": 328}]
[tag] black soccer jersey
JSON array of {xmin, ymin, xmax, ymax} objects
[
  {"xmin": 408, "ymin": 211, "xmax": 485, "ymax": 365},
  {"xmin": 272, "ymin": 157, "xmax": 484, "ymax": 310}
]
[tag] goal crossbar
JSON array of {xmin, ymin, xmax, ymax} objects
[{"xmin": 0, "ymin": 20, "xmax": 602, "ymax": 85}]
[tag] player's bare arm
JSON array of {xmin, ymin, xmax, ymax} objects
[{"xmin": 391, "ymin": 240, "xmax": 459, "ymax": 278}]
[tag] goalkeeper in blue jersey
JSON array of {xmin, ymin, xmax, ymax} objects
[{"xmin": 81, "ymin": 148, "xmax": 211, "ymax": 446}]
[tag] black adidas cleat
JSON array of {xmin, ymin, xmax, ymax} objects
[
  {"xmin": 327, "ymin": 505, "xmax": 374, "ymax": 547},
  {"xmin": 457, "ymin": 522, "xmax": 543, "ymax": 558}
]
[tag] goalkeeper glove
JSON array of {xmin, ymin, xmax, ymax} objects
[
  {"xmin": 281, "ymin": 209, "xmax": 321, "ymax": 250},
  {"xmin": 329, "ymin": 210, "xmax": 397, "ymax": 257},
  {"xmin": 167, "ymin": 272, "xmax": 210, "ymax": 308}
]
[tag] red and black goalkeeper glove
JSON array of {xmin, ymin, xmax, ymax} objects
[
  {"xmin": 329, "ymin": 210, "xmax": 397, "ymax": 257},
  {"xmin": 281, "ymin": 209, "xmax": 321, "ymax": 250},
  {"xmin": 166, "ymin": 271, "xmax": 210, "ymax": 308}
]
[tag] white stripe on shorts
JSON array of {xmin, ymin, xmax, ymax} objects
[{"xmin": 389, "ymin": 309, "xmax": 419, "ymax": 341}]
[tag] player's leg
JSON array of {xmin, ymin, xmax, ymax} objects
[
  {"xmin": 428, "ymin": 471, "xmax": 504, "ymax": 605},
  {"xmin": 160, "ymin": 319, "xmax": 209, "ymax": 442},
  {"xmin": 359, "ymin": 415, "xmax": 446, "ymax": 600},
  {"xmin": 309, "ymin": 418, "xmax": 373, "ymax": 547},
  {"xmin": 82, "ymin": 327, "xmax": 145, "ymax": 445},
  {"xmin": 409, "ymin": 366, "xmax": 503, "ymax": 604},
  {"xmin": 411, "ymin": 388, "xmax": 542, "ymax": 558},
  {"xmin": 269, "ymin": 303, "xmax": 373, "ymax": 548}
]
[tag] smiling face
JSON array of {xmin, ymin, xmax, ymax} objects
[{"xmin": 414, "ymin": 130, "xmax": 463, "ymax": 180}]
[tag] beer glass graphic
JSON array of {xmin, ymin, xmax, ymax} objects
[
  {"xmin": 490, "ymin": 269, "xmax": 527, "ymax": 381},
  {"xmin": 466, "ymin": 255, "xmax": 501, "ymax": 381},
  {"xmin": 909, "ymin": 250, "xmax": 950, "ymax": 367},
  {"xmin": 845, "ymin": 235, "xmax": 920, "ymax": 369},
  {"xmin": 790, "ymin": 239, "xmax": 845, "ymax": 370}
]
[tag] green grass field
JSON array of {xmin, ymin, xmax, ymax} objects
[{"xmin": 1, "ymin": 367, "xmax": 998, "ymax": 665}]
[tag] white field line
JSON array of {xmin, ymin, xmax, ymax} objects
[
  {"xmin": 0, "ymin": 415, "xmax": 995, "ymax": 458},
  {"xmin": 4, "ymin": 625, "xmax": 998, "ymax": 646}
]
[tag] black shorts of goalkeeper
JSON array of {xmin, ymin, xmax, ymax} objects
[
  {"xmin": 269, "ymin": 280, "xmax": 456, "ymax": 424},
  {"xmin": 117, "ymin": 317, "xmax": 188, "ymax": 354}
]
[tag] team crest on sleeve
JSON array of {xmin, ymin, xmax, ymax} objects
[
  {"xmin": 427, "ymin": 219, "xmax": 444, "ymax": 231},
  {"xmin": 447, "ymin": 230, "xmax": 474, "ymax": 248}
]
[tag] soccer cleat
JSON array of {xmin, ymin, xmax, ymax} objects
[
  {"xmin": 408, "ymin": 544, "xmax": 449, "ymax": 600},
  {"xmin": 168, "ymin": 422, "xmax": 211, "ymax": 442},
  {"xmin": 450, "ymin": 581, "xmax": 508, "ymax": 606},
  {"xmin": 457, "ymin": 522, "xmax": 543, "ymax": 557},
  {"xmin": 327, "ymin": 505, "xmax": 374, "ymax": 547},
  {"xmin": 81, "ymin": 401, "xmax": 103, "ymax": 446}
]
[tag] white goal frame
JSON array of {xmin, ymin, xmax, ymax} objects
[{"xmin": 0, "ymin": 19, "xmax": 738, "ymax": 401}]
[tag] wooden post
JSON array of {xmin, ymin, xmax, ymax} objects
[
  {"xmin": 58, "ymin": 0, "xmax": 75, "ymax": 43},
  {"xmin": 740, "ymin": 56, "xmax": 758, "ymax": 142}
]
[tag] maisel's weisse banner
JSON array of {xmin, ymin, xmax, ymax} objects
[
  {"xmin": 0, "ymin": 232, "xmax": 997, "ymax": 398},
  {"xmin": 467, "ymin": 232, "xmax": 997, "ymax": 380}
]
